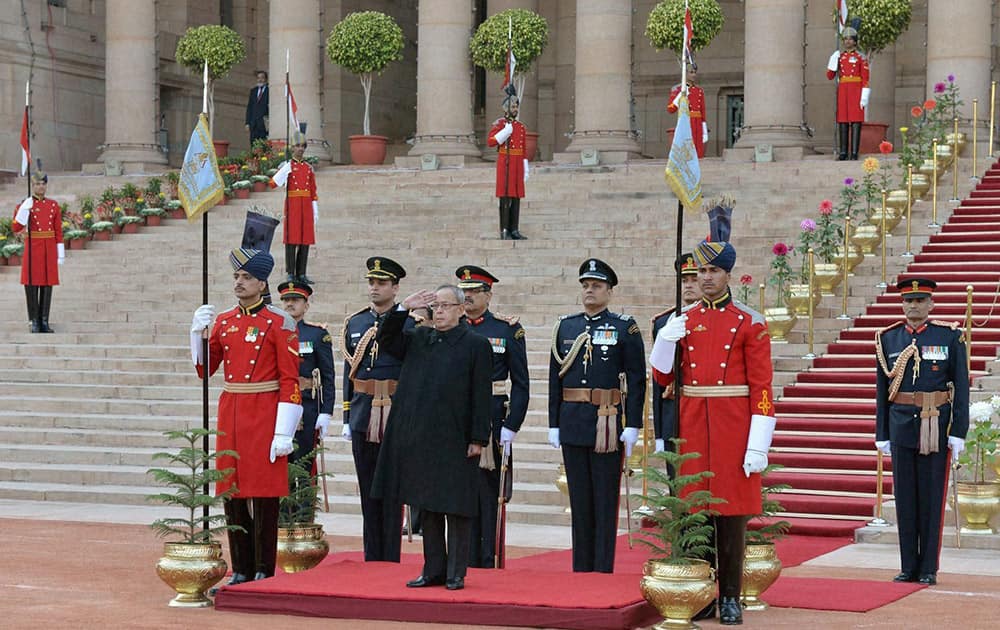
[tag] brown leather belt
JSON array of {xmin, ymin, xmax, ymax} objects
[
  {"xmin": 353, "ymin": 378, "xmax": 398, "ymax": 396},
  {"xmin": 223, "ymin": 380, "xmax": 279, "ymax": 393},
  {"xmin": 892, "ymin": 390, "xmax": 951, "ymax": 407},
  {"xmin": 892, "ymin": 390, "xmax": 951, "ymax": 455},
  {"xmin": 563, "ymin": 387, "xmax": 622, "ymax": 408},
  {"xmin": 681, "ymin": 385, "xmax": 750, "ymax": 398}
]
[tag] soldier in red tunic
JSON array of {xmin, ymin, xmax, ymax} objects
[
  {"xmin": 269, "ymin": 129, "xmax": 318, "ymax": 283},
  {"xmin": 190, "ymin": 247, "xmax": 303, "ymax": 586},
  {"xmin": 12, "ymin": 169, "xmax": 64, "ymax": 333},
  {"xmin": 667, "ymin": 63, "xmax": 708, "ymax": 158},
  {"xmin": 649, "ymin": 206, "xmax": 776, "ymax": 626},
  {"xmin": 487, "ymin": 92, "xmax": 528, "ymax": 240},
  {"xmin": 826, "ymin": 26, "xmax": 870, "ymax": 160}
]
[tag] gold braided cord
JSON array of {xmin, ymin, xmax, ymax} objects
[
  {"xmin": 875, "ymin": 330, "xmax": 920, "ymax": 401},
  {"xmin": 971, "ymin": 277, "xmax": 1000, "ymax": 327},
  {"xmin": 551, "ymin": 321, "xmax": 590, "ymax": 379},
  {"xmin": 344, "ymin": 326, "xmax": 378, "ymax": 381}
]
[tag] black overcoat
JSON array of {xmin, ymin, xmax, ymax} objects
[{"xmin": 372, "ymin": 310, "xmax": 492, "ymax": 517}]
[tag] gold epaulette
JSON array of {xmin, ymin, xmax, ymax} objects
[
  {"xmin": 650, "ymin": 306, "xmax": 676, "ymax": 326},
  {"xmin": 875, "ymin": 320, "xmax": 906, "ymax": 337},
  {"xmin": 493, "ymin": 312, "xmax": 520, "ymax": 327},
  {"xmin": 305, "ymin": 320, "xmax": 329, "ymax": 330},
  {"xmin": 930, "ymin": 320, "xmax": 959, "ymax": 330}
]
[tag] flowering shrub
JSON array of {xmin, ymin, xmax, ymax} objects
[
  {"xmin": 768, "ymin": 243, "xmax": 794, "ymax": 308},
  {"xmin": 960, "ymin": 398, "xmax": 1000, "ymax": 483},
  {"xmin": 738, "ymin": 274, "xmax": 753, "ymax": 304}
]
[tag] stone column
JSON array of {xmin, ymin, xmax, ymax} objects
[
  {"xmin": 552, "ymin": 0, "xmax": 576, "ymax": 154},
  {"xmin": 269, "ymin": 0, "xmax": 330, "ymax": 162},
  {"xmin": 867, "ymin": 48, "xmax": 895, "ymax": 135},
  {"xmin": 563, "ymin": 0, "xmax": 640, "ymax": 157},
  {"xmin": 409, "ymin": 0, "xmax": 479, "ymax": 159},
  {"xmin": 734, "ymin": 0, "xmax": 811, "ymax": 151},
  {"xmin": 486, "ymin": 0, "xmax": 539, "ymax": 133},
  {"xmin": 99, "ymin": 0, "xmax": 166, "ymax": 170},
  {"xmin": 926, "ymin": 0, "xmax": 991, "ymax": 123}
]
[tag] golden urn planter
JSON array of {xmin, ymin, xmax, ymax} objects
[
  {"xmin": 764, "ymin": 307, "xmax": 797, "ymax": 343},
  {"xmin": 785, "ymin": 283, "xmax": 821, "ymax": 316},
  {"xmin": 955, "ymin": 481, "xmax": 1000, "ymax": 535},
  {"xmin": 277, "ymin": 524, "xmax": 330, "ymax": 573},
  {"xmin": 918, "ymin": 159, "xmax": 937, "ymax": 179},
  {"xmin": 885, "ymin": 190, "xmax": 911, "ymax": 216},
  {"xmin": 867, "ymin": 208, "xmax": 901, "ymax": 234},
  {"xmin": 813, "ymin": 262, "xmax": 843, "ymax": 296},
  {"xmin": 834, "ymin": 244, "xmax": 864, "ymax": 274},
  {"xmin": 741, "ymin": 543, "xmax": 782, "ymax": 611},
  {"xmin": 556, "ymin": 463, "xmax": 571, "ymax": 512},
  {"xmin": 155, "ymin": 541, "xmax": 228, "ymax": 607},
  {"xmin": 946, "ymin": 132, "xmax": 967, "ymax": 156},
  {"xmin": 909, "ymin": 173, "xmax": 930, "ymax": 199},
  {"xmin": 935, "ymin": 144, "xmax": 954, "ymax": 170},
  {"xmin": 640, "ymin": 559, "xmax": 717, "ymax": 630},
  {"xmin": 851, "ymin": 223, "xmax": 881, "ymax": 255}
]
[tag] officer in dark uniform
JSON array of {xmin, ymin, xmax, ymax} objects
[
  {"xmin": 876, "ymin": 278, "xmax": 969, "ymax": 586},
  {"xmin": 277, "ymin": 281, "xmax": 335, "ymax": 521},
  {"xmin": 548, "ymin": 259, "xmax": 646, "ymax": 573},
  {"xmin": 342, "ymin": 256, "xmax": 412, "ymax": 561},
  {"xmin": 650, "ymin": 253, "xmax": 702, "ymax": 470},
  {"xmin": 455, "ymin": 265, "xmax": 530, "ymax": 568}
]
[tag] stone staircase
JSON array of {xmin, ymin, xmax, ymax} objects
[{"xmin": 0, "ymin": 156, "xmax": 982, "ymax": 529}]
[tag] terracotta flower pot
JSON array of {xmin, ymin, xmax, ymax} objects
[
  {"xmin": 349, "ymin": 134, "xmax": 388, "ymax": 165},
  {"xmin": 216, "ymin": 195, "xmax": 228, "ymax": 206},
  {"xmin": 7, "ymin": 254, "xmax": 21, "ymax": 266},
  {"xmin": 525, "ymin": 131, "xmax": 540, "ymax": 162},
  {"xmin": 213, "ymin": 140, "xmax": 230, "ymax": 158},
  {"xmin": 122, "ymin": 223, "xmax": 139, "ymax": 234},
  {"xmin": 93, "ymin": 231, "xmax": 112, "ymax": 242},
  {"xmin": 112, "ymin": 224, "xmax": 123, "ymax": 235},
  {"xmin": 859, "ymin": 122, "xmax": 889, "ymax": 155},
  {"xmin": 69, "ymin": 239, "xmax": 86, "ymax": 250},
  {"xmin": 169, "ymin": 208, "xmax": 186, "ymax": 219},
  {"xmin": 145, "ymin": 215, "xmax": 162, "ymax": 227},
  {"xmin": 252, "ymin": 181, "xmax": 267, "ymax": 193},
  {"xmin": 0, "ymin": 256, "xmax": 6, "ymax": 266},
  {"xmin": 234, "ymin": 188, "xmax": 251, "ymax": 200}
]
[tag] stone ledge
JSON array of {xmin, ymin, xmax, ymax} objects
[{"xmin": 393, "ymin": 154, "xmax": 484, "ymax": 169}]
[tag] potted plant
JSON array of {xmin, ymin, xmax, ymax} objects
[
  {"xmin": 470, "ymin": 8, "xmax": 549, "ymax": 160},
  {"xmin": 165, "ymin": 199, "xmax": 185, "ymax": 219},
  {"xmin": 165, "ymin": 171, "xmax": 180, "ymax": 200},
  {"xmin": 0, "ymin": 217, "xmax": 12, "ymax": 264},
  {"xmin": 646, "ymin": 0, "xmax": 724, "ymax": 58},
  {"xmin": 742, "ymin": 464, "xmax": 791, "ymax": 610},
  {"xmin": 808, "ymin": 197, "xmax": 847, "ymax": 295},
  {"xmin": 90, "ymin": 221, "xmax": 115, "ymax": 241},
  {"xmin": 276, "ymin": 447, "xmax": 331, "ymax": 573},
  {"xmin": 250, "ymin": 174, "xmax": 271, "ymax": 193},
  {"xmin": 65, "ymin": 229, "xmax": 89, "ymax": 250},
  {"xmin": 231, "ymin": 180, "xmax": 252, "ymax": 200},
  {"xmin": 929, "ymin": 76, "xmax": 967, "ymax": 155},
  {"xmin": 765, "ymin": 242, "xmax": 798, "ymax": 342},
  {"xmin": 175, "ymin": 24, "xmax": 246, "ymax": 149},
  {"xmin": 2, "ymin": 241, "xmax": 23, "ymax": 266},
  {"xmin": 955, "ymin": 399, "xmax": 1000, "ymax": 534},
  {"xmin": 326, "ymin": 11, "xmax": 404, "ymax": 165},
  {"xmin": 147, "ymin": 428, "xmax": 242, "ymax": 607},
  {"xmin": 635, "ymin": 443, "xmax": 724, "ymax": 628},
  {"xmin": 140, "ymin": 207, "xmax": 167, "ymax": 227}
]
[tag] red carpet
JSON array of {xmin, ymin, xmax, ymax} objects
[{"xmin": 762, "ymin": 577, "xmax": 925, "ymax": 612}]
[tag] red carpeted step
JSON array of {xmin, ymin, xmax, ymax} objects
[
  {"xmin": 795, "ymin": 370, "xmax": 877, "ymax": 384},
  {"xmin": 866, "ymin": 303, "xmax": 1000, "ymax": 316},
  {"xmin": 777, "ymin": 415, "xmax": 874, "ymax": 432},
  {"xmin": 770, "ymin": 451, "xmax": 879, "ymax": 471},
  {"xmin": 767, "ymin": 471, "xmax": 891, "ymax": 494},
  {"xmin": 755, "ymin": 516, "xmax": 862, "ymax": 537},
  {"xmin": 840, "ymin": 327, "xmax": 1000, "ymax": 342},
  {"xmin": 913, "ymin": 252, "xmax": 1000, "ymax": 263},
  {"xmin": 780, "ymin": 384, "xmax": 874, "ymax": 399},
  {"xmin": 922, "ymin": 241, "xmax": 1000, "ymax": 253},
  {"xmin": 952, "ymin": 206, "xmax": 1000, "ymax": 216},
  {"xmin": 774, "ymin": 493, "xmax": 874, "ymax": 518},
  {"xmin": 851, "ymin": 315, "xmax": 965, "ymax": 328},
  {"xmin": 774, "ymin": 399, "xmax": 875, "ymax": 414},
  {"xmin": 969, "ymin": 190, "xmax": 1000, "ymax": 198},
  {"xmin": 959, "ymin": 198, "xmax": 1000, "ymax": 207},
  {"xmin": 825, "ymin": 340, "xmax": 997, "ymax": 359},
  {"xmin": 810, "ymin": 355, "xmax": 877, "ymax": 369},
  {"xmin": 772, "ymin": 433, "xmax": 873, "ymax": 450}
]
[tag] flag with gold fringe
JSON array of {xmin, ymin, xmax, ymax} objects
[
  {"xmin": 664, "ymin": 93, "xmax": 702, "ymax": 211},
  {"xmin": 179, "ymin": 113, "xmax": 224, "ymax": 222}
]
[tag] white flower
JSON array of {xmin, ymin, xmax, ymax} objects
[
  {"xmin": 990, "ymin": 394, "xmax": 1000, "ymax": 411},
  {"xmin": 969, "ymin": 401, "xmax": 994, "ymax": 424}
]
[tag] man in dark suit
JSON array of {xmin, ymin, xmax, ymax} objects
[{"xmin": 246, "ymin": 70, "xmax": 269, "ymax": 146}]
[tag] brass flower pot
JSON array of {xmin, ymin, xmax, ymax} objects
[
  {"xmin": 909, "ymin": 173, "xmax": 930, "ymax": 198},
  {"xmin": 813, "ymin": 262, "xmax": 843, "ymax": 296},
  {"xmin": 764, "ymin": 307, "xmax": 797, "ymax": 343},
  {"xmin": 955, "ymin": 481, "xmax": 1000, "ymax": 535},
  {"xmin": 834, "ymin": 244, "xmax": 864, "ymax": 274},
  {"xmin": 741, "ymin": 543, "xmax": 782, "ymax": 611},
  {"xmin": 935, "ymin": 144, "xmax": 954, "ymax": 170},
  {"xmin": 155, "ymin": 541, "xmax": 228, "ymax": 608},
  {"xmin": 850, "ymin": 223, "xmax": 881, "ymax": 256},
  {"xmin": 867, "ymin": 208, "xmax": 901, "ymax": 233},
  {"xmin": 556, "ymin": 463, "xmax": 571, "ymax": 512},
  {"xmin": 918, "ymin": 159, "xmax": 936, "ymax": 178},
  {"xmin": 785, "ymin": 283, "xmax": 821, "ymax": 316},
  {"xmin": 640, "ymin": 559, "xmax": 716, "ymax": 629},
  {"xmin": 885, "ymin": 190, "xmax": 911, "ymax": 217},
  {"xmin": 946, "ymin": 132, "xmax": 967, "ymax": 156},
  {"xmin": 277, "ymin": 524, "xmax": 330, "ymax": 573}
]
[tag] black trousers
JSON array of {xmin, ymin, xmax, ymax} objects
[
  {"xmin": 562, "ymin": 444, "xmax": 622, "ymax": 573},
  {"xmin": 891, "ymin": 444, "xmax": 949, "ymax": 575},
  {"xmin": 469, "ymin": 432, "xmax": 502, "ymax": 568},
  {"xmin": 421, "ymin": 510, "xmax": 472, "ymax": 581},
  {"xmin": 223, "ymin": 497, "xmax": 279, "ymax": 578},
  {"xmin": 249, "ymin": 119, "xmax": 267, "ymax": 145},
  {"xmin": 351, "ymin": 431, "xmax": 402, "ymax": 561}
]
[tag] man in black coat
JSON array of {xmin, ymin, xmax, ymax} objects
[
  {"xmin": 372, "ymin": 285, "xmax": 492, "ymax": 591},
  {"xmin": 245, "ymin": 70, "xmax": 269, "ymax": 146}
]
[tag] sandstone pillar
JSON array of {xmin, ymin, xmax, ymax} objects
[
  {"xmin": 926, "ymin": 0, "xmax": 991, "ymax": 124},
  {"xmin": 99, "ymin": 0, "xmax": 166, "ymax": 170}
]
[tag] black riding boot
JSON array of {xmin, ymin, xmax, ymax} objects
[
  {"xmin": 38, "ymin": 286, "xmax": 54, "ymax": 333},
  {"xmin": 252, "ymin": 497, "xmax": 280, "ymax": 580},
  {"xmin": 837, "ymin": 123, "xmax": 849, "ymax": 160},
  {"xmin": 499, "ymin": 199, "xmax": 511, "ymax": 240},
  {"xmin": 218, "ymin": 498, "xmax": 253, "ymax": 591},
  {"xmin": 285, "ymin": 244, "xmax": 297, "ymax": 282},
  {"xmin": 716, "ymin": 515, "xmax": 749, "ymax": 625},
  {"xmin": 24, "ymin": 286, "xmax": 40, "ymax": 333},
  {"xmin": 508, "ymin": 198, "xmax": 526, "ymax": 240},
  {"xmin": 849, "ymin": 122, "xmax": 862, "ymax": 160},
  {"xmin": 295, "ymin": 245, "xmax": 313, "ymax": 284}
]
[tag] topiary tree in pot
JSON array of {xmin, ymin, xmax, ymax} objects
[
  {"xmin": 470, "ymin": 9, "xmax": 549, "ymax": 119},
  {"xmin": 326, "ymin": 11, "xmax": 404, "ymax": 164},
  {"xmin": 645, "ymin": 0, "xmax": 724, "ymax": 59}
]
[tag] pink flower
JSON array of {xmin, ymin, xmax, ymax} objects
[
  {"xmin": 740, "ymin": 274, "xmax": 753, "ymax": 286},
  {"xmin": 772, "ymin": 242, "xmax": 789, "ymax": 257},
  {"xmin": 947, "ymin": 74, "xmax": 955, "ymax": 83},
  {"xmin": 934, "ymin": 82, "xmax": 946, "ymax": 94},
  {"xmin": 819, "ymin": 199, "xmax": 834, "ymax": 215},
  {"xmin": 911, "ymin": 105, "xmax": 924, "ymax": 118},
  {"xmin": 800, "ymin": 219, "xmax": 817, "ymax": 232}
]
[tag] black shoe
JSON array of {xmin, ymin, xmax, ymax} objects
[
  {"xmin": 509, "ymin": 230, "xmax": 527, "ymax": 240},
  {"xmin": 253, "ymin": 571, "xmax": 272, "ymax": 582},
  {"xmin": 500, "ymin": 229, "xmax": 511, "ymax": 240},
  {"xmin": 893, "ymin": 572, "xmax": 916, "ymax": 583},
  {"xmin": 445, "ymin": 577, "xmax": 465, "ymax": 591},
  {"xmin": 849, "ymin": 153, "xmax": 859, "ymax": 161},
  {"xmin": 836, "ymin": 153, "xmax": 848, "ymax": 161},
  {"xmin": 286, "ymin": 274, "xmax": 296, "ymax": 283},
  {"xmin": 39, "ymin": 319, "xmax": 54, "ymax": 333},
  {"xmin": 719, "ymin": 596, "xmax": 743, "ymax": 625},
  {"xmin": 297, "ymin": 275, "xmax": 315, "ymax": 285},
  {"xmin": 692, "ymin": 599, "xmax": 716, "ymax": 620},
  {"xmin": 917, "ymin": 573, "xmax": 937, "ymax": 585},
  {"xmin": 406, "ymin": 575, "xmax": 445, "ymax": 588},
  {"xmin": 29, "ymin": 319, "xmax": 41, "ymax": 334},
  {"xmin": 209, "ymin": 572, "xmax": 249, "ymax": 595}
]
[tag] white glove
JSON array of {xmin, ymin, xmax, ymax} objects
[
  {"xmin": 827, "ymin": 51, "xmax": 840, "ymax": 73},
  {"xmin": 190, "ymin": 305, "xmax": 216, "ymax": 365},
  {"xmin": 57, "ymin": 243, "xmax": 65, "ymax": 266},
  {"xmin": 948, "ymin": 436, "xmax": 965, "ymax": 460},
  {"xmin": 341, "ymin": 424, "xmax": 352, "ymax": 441},
  {"xmin": 548, "ymin": 427, "xmax": 560, "ymax": 449},
  {"xmin": 875, "ymin": 440, "xmax": 891, "ymax": 455},
  {"xmin": 670, "ymin": 91, "xmax": 682, "ymax": 109},
  {"xmin": 620, "ymin": 427, "xmax": 639, "ymax": 457},
  {"xmin": 312, "ymin": 200, "xmax": 319, "ymax": 224},
  {"xmin": 742, "ymin": 414, "xmax": 777, "ymax": 477},
  {"xmin": 654, "ymin": 438, "xmax": 665, "ymax": 453},
  {"xmin": 495, "ymin": 122, "xmax": 513, "ymax": 145},
  {"xmin": 271, "ymin": 160, "xmax": 292, "ymax": 187},
  {"xmin": 523, "ymin": 159, "xmax": 530, "ymax": 182},
  {"xmin": 270, "ymin": 402, "xmax": 303, "ymax": 463},
  {"xmin": 15, "ymin": 197, "xmax": 32, "ymax": 226},
  {"xmin": 500, "ymin": 426, "xmax": 516, "ymax": 455},
  {"xmin": 860, "ymin": 87, "xmax": 870, "ymax": 109},
  {"xmin": 659, "ymin": 314, "xmax": 688, "ymax": 342},
  {"xmin": 315, "ymin": 413, "xmax": 331, "ymax": 440},
  {"xmin": 702, "ymin": 121, "xmax": 709, "ymax": 144}
]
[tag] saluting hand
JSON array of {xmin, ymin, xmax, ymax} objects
[{"xmin": 402, "ymin": 290, "xmax": 436, "ymax": 311}]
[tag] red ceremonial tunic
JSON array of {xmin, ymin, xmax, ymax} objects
[
  {"xmin": 488, "ymin": 118, "xmax": 526, "ymax": 199},
  {"xmin": 11, "ymin": 196, "xmax": 62, "ymax": 286},
  {"xmin": 280, "ymin": 159, "xmax": 317, "ymax": 245},
  {"xmin": 675, "ymin": 293, "xmax": 773, "ymax": 515},
  {"xmin": 667, "ymin": 83, "xmax": 707, "ymax": 158},
  {"xmin": 197, "ymin": 300, "xmax": 303, "ymax": 497},
  {"xmin": 827, "ymin": 51, "xmax": 869, "ymax": 123}
]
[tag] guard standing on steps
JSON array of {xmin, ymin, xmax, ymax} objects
[
  {"xmin": 876, "ymin": 278, "xmax": 969, "ymax": 587},
  {"xmin": 548, "ymin": 259, "xmax": 646, "ymax": 573},
  {"xmin": 826, "ymin": 25, "xmax": 870, "ymax": 160},
  {"xmin": 12, "ymin": 167, "xmax": 63, "ymax": 333},
  {"xmin": 190, "ymin": 247, "xmax": 303, "ymax": 588},
  {"xmin": 455, "ymin": 265, "xmax": 530, "ymax": 568},
  {"xmin": 342, "ymin": 256, "xmax": 412, "ymax": 561},
  {"xmin": 649, "ymin": 203, "xmax": 777, "ymax": 625},
  {"xmin": 667, "ymin": 63, "xmax": 708, "ymax": 159},
  {"xmin": 278, "ymin": 280, "xmax": 335, "ymax": 522},
  {"xmin": 487, "ymin": 88, "xmax": 528, "ymax": 240},
  {"xmin": 269, "ymin": 128, "xmax": 318, "ymax": 283}
]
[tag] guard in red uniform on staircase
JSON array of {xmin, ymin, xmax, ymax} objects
[
  {"xmin": 12, "ymin": 167, "xmax": 63, "ymax": 333},
  {"xmin": 826, "ymin": 26, "xmax": 870, "ymax": 160},
  {"xmin": 487, "ymin": 88, "xmax": 528, "ymax": 240},
  {"xmin": 270, "ymin": 128, "xmax": 318, "ymax": 283},
  {"xmin": 649, "ymin": 204, "xmax": 777, "ymax": 626},
  {"xmin": 667, "ymin": 63, "xmax": 708, "ymax": 159}
]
